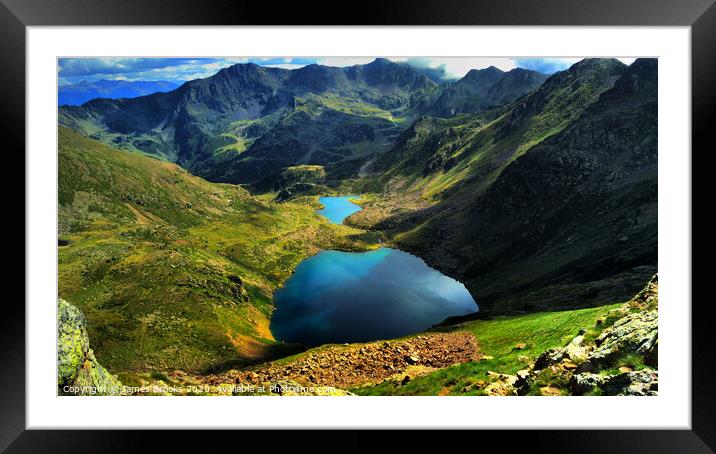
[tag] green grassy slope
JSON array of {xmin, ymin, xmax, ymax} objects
[
  {"xmin": 354, "ymin": 304, "xmax": 619, "ymax": 395},
  {"xmin": 58, "ymin": 126, "xmax": 377, "ymax": 375}
]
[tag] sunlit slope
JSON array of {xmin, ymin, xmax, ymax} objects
[{"xmin": 58, "ymin": 127, "xmax": 373, "ymax": 373}]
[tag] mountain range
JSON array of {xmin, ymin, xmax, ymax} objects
[{"xmin": 59, "ymin": 59, "xmax": 547, "ymax": 184}]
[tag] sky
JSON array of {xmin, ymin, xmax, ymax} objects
[{"xmin": 58, "ymin": 56, "xmax": 638, "ymax": 85}]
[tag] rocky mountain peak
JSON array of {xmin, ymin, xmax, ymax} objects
[{"xmin": 461, "ymin": 65, "xmax": 504, "ymax": 84}]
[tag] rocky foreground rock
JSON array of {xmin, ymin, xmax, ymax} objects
[{"xmin": 57, "ymin": 299, "xmax": 122, "ymax": 395}]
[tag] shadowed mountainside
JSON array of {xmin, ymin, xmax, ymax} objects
[
  {"xmin": 354, "ymin": 58, "xmax": 656, "ymax": 314},
  {"xmin": 426, "ymin": 66, "xmax": 548, "ymax": 117}
]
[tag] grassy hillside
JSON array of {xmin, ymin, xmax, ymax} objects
[
  {"xmin": 109, "ymin": 271, "xmax": 657, "ymax": 396},
  {"xmin": 354, "ymin": 304, "xmax": 616, "ymax": 395},
  {"xmin": 58, "ymin": 127, "xmax": 378, "ymax": 375}
]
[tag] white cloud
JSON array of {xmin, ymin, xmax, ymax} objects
[
  {"xmin": 413, "ymin": 57, "xmax": 517, "ymax": 78},
  {"xmin": 261, "ymin": 63, "xmax": 309, "ymax": 70},
  {"xmin": 315, "ymin": 57, "xmax": 378, "ymax": 68},
  {"xmin": 315, "ymin": 56, "xmax": 518, "ymax": 78}
]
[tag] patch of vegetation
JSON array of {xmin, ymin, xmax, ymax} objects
[{"xmin": 353, "ymin": 304, "xmax": 619, "ymax": 395}]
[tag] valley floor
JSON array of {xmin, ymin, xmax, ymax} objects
[
  {"xmin": 57, "ymin": 128, "xmax": 657, "ymax": 397},
  {"xmin": 99, "ymin": 274, "xmax": 656, "ymax": 396}
]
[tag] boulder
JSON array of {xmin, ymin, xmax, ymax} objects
[
  {"xmin": 514, "ymin": 369, "xmax": 532, "ymax": 394},
  {"xmin": 534, "ymin": 348, "xmax": 566, "ymax": 370},
  {"xmin": 563, "ymin": 334, "xmax": 590, "ymax": 363},
  {"xmin": 570, "ymin": 373, "xmax": 606, "ymax": 395},
  {"xmin": 644, "ymin": 339, "xmax": 658, "ymax": 367},
  {"xmin": 533, "ymin": 333, "xmax": 591, "ymax": 371},
  {"xmin": 602, "ymin": 369, "xmax": 658, "ymax": 396},
  {"xmin": 57, "ymin": 299, "xmax": 122, "ymax": 395},
  {"xmin": 591, "ymin": 309, "xmax": 657, "ymax": 366},
  {"xmin": 575, "ymin": 360, "xmax": 596, "ymax": 374},
  {"xmin": 484, "ymin": 374, "xmax": 518, "ymax": 396},
  {"xmin": 405, "ymin": 354, "xmax": 421, "ymax": 364}
]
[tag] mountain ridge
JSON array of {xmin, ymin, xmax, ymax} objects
[
  {"xmin": 59, "ymin": 59, "xmax": 446, "ymax": 182},
  {"xmin": 59, "ymin": 79, "xmax": 182, "ymax": 106},
  {"xmin": 426, "ymin": 66, "xmax": 548, "ymax": 117}
]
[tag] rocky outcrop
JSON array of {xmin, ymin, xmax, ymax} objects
[
  {"xmin": 591, "ymin": 307, "xmax": 657, "ymax": 367},
  {"xmin": 275, "ymin": 183, "xmax": 326, "ymax": 202},
  {"xmin": 58, "ymin": 299, "xmax": 122, "ymax": 395},
  {"xmin": 487, "ymin": 275, "xmax": 658, "ymax": 396}
]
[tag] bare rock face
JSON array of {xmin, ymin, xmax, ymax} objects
[
  {"xmin": 57, "ymin": 299, "xmax": 122, "ymax": 395},
  {"xmin": 570, "ymin": 373, "xmax": 605, "ymax": 395},
  {"xmin": 602, "ymin": 370, "xmax": 658, "ymax": 396},
  {"xmin": 591, "ymin": 309, "xmax": 658, "ymax": 366}
]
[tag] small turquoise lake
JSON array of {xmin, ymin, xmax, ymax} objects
[
  {"xmin": 270, "ymin": 196, "xmax": 478, "ymax": 347},
  {"xmin": 317, "ymin": 195, "xmax": 362, "ymax": 224}
]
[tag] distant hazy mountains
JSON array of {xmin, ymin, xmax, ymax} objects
[
  {"xmin": 58, "ymin": 59, "xmax": 546, "ymax": 183},
  {"xmin": 58, "ymin": 79, "xmax": 181, "ymax": 106}
]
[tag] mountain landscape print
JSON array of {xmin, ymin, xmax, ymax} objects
[{"xmin": 57, "ymin": 56, "xmax": 658, "ymax": 396}]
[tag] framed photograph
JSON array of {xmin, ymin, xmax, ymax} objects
[{"xmin": 6, "ymin": 0, "xmax": 713, "ymax": 450}]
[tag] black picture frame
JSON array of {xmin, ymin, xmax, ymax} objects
[{"xmin": 4, "ymin": 0, "xmax": 713, "ymax": 451}]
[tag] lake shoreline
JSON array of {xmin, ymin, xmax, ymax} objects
[{"xmin": 269, "ymin": 195, "xmax": 478, "ymax": 348}]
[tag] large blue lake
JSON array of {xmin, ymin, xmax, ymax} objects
[{"xmin": 270, "ymin": 196, "xmax": 478, "ymax": 346}]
